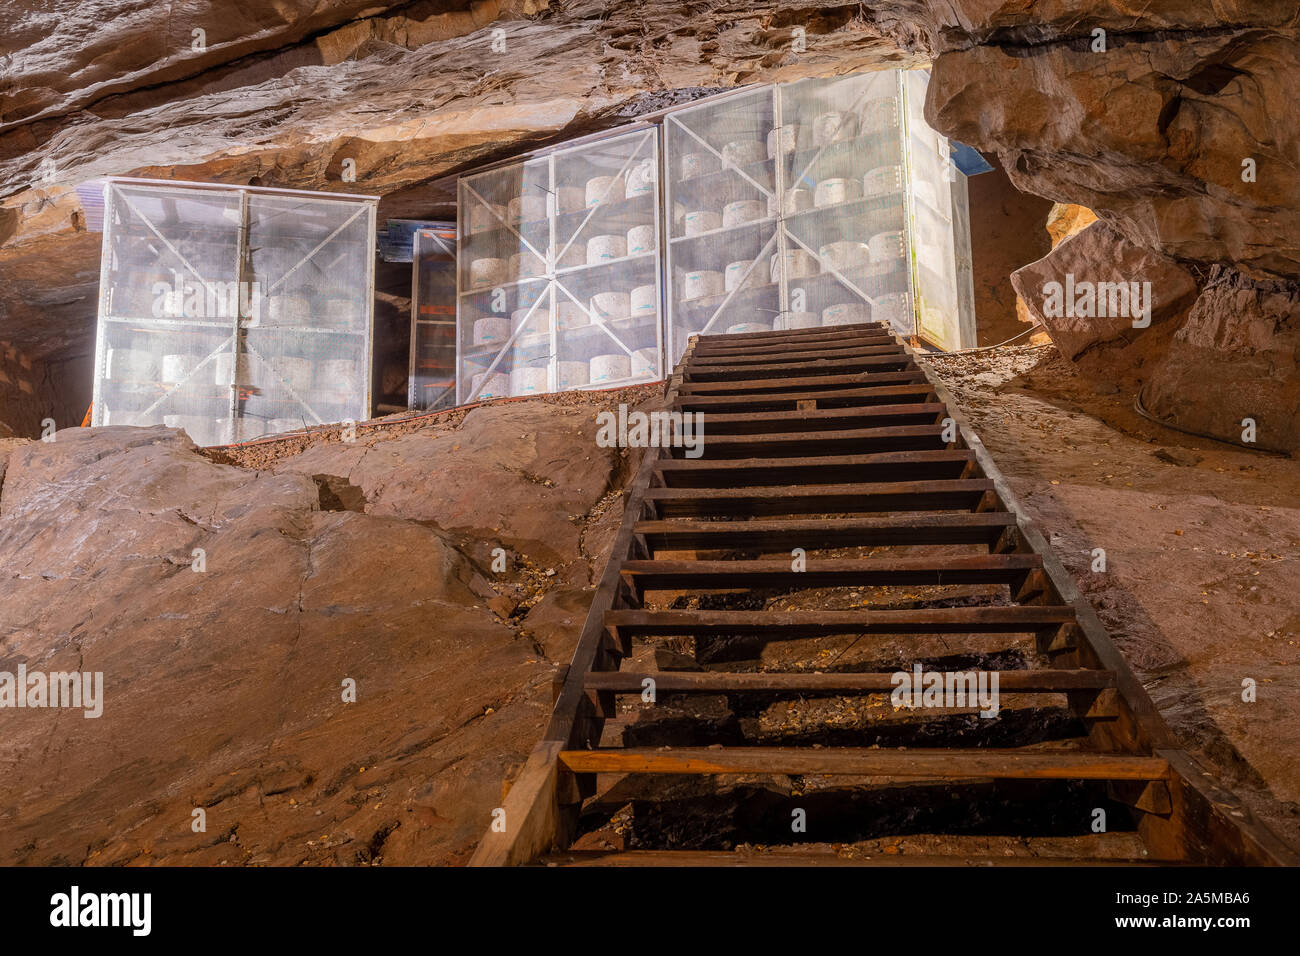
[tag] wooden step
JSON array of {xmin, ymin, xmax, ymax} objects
[
  {"xmin": 633, "ymin": 513, "xmax": 1016, "ymax": 552},
  {"xmin": 604, "ymin": 605, "xmax": 1073, "ymax": 638},
  {"xmin": 669, "ymin": 425, "xmax": 948, "ymax": 458},
  {"xmin": 689, "ymin": 343, "xmax": 906, "ymax": 366},
  {"xmin": 689, "ymin": 324, "xmax": 889, "ymax": 350},
  {"xmin": 584, "ymin": 668, "xmax": 1114, "ymax": 695},
  {"xmin": 642, "ymin": 478, "xmax": 994, "ymax": 517},
  {"xmin": 677, "ymin": 371, "xmax": 916, "ymax": 395},
  {"xmin": 673, "ymin": 381, "xmax": 933, "ymax": 412},
  {"xmin": 621, "ymin": 554, "xmax": 1041, "ymax": 592},
  {"xmin": 697, "ymin": 403, "xmax": 948, "ymax": 434},
  {"xmin": 654, "ymin": 450, "xmax": 973, "ymax": 486},
  {"xmin": 558, "ymin": 746, "xmax": 1170, "ymax": 780},
  {"xmin": 684, "ymin": 354, "xmax": 911, "ymax": 381}
]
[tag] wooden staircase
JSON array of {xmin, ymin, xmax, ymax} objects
[{"xmin": 470, "ymin": 322, "xmax": 1296, "ymax": 867}]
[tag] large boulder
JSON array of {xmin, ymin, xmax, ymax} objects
[
  {"xmin": 1141, "ymin": 267, "xmax": 1300, "ymax": 452},
  {"xmin": 1011, "ymin": 220, "xmax": 1199, "ymax": 382}
]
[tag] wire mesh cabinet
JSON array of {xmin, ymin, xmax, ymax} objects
[
  {"xmin": 409, "ymin": 224, "xmax": 458, "ymax": 410},
  {"xmin": 664, "ymin": 70, "xmax": 975, "ymax": 365},
  {"xmin": 456, "ymin": 126, "xmax": 664, "ymax": 403},
  {"xmin": 91, "ymin": 179, "xmax": 377, "ymax": 445}
]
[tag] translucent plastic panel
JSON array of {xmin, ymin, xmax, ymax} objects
[
  {"xmin": 552, "ymin": 129, "xmax": 661, "ymax": 391},
  {"xmin": 778, "ymin": 72, "xmax": 913, "ymax": 338},
  {"xmin": 457, "ymin": 128, "xmax": 663, "ymax": 402},
  {"xmin": 905, "ymin": 69, "xmax": 964, "ymax": 349},
  {"xmin": 409, "ymin": 226, "xmax": 457, "ymax": 410},
  {"xmin": 93, "ymin": 183, "xmax": 244, "ymax": 442},
  {"xmin": 242, "ymin": 194, "xmax": 374, "ymax": 438},
  {"xmin": 664, "ymin": 88, "xmax": 778, "ymax": 365}
]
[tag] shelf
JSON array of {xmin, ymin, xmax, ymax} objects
[{"xmin": 670, "ymin": 216, "xmax": 775, "ymax": 244}]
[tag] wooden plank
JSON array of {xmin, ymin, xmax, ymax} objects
[
  {"xmin": 559, "ymin": 747, "xmax": 1170, "ymax": 780},
  {"xmin": 673, "ymin": 381, "xmax": 932, "ymax": 411},
  {"xmin": 677, "ymin": 370, "xmax": 916, "ymax": 394},
  {"xmin": 698, "ymin": 402, "xmax": 948, "ymax": 434},
  {"xmin": 633, "ymin": 512, "xmax": 1016, "ymax": 552},
  {"xmin": 673, "ymin": 425, "xmax": 947, "ymax": 458},
  {"xmin": 467, "ymin": 741, "xmax": 564, "ymax": 867},
  {"xmin": 621, "ymin": 554, "xmax": 1042, "ymax": 591},
  {"xmin": 684, "ymin": 354, "xmax": 911, "ymax": 381},
  {"xmin": 691, "ymin": 324, "xmax": 889, "ymax": 349},
  {"xmin": 690, "ymin": 343, "xmax": 906, "ymax": 365},
  {"xmin": 604, "ymin": 605, "xmax": 1076, "ymax": 637},
  {"xmin": 654, "ymin": 450, "xmax": 973, "ymax": 486},
  {"xmin": 584, "ymin": 669, "xmax": 1115, "ymax": 694},
  {"xmin": 642, "ymin": 478, "xmax": 994, "ymax": 517}
]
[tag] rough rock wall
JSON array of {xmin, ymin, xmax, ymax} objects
[
  {"xmin": 1, "ymin": 0, "xmax": 1297, "ymax": 442},
  {"xmin": 0, "ymin": 390, "xmax": 650, "ymax": 865}
]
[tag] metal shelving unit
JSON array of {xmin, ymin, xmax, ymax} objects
[
  {"xmin": 455, "ymin": 126, "xmax": 664, "ymax": 403},
  {"xmin": 91, "ymin": 178, "xmax": 378, "ymax": 445},
  {"xmin": 409, "ymin": 223, "xmax": 457, "ymax": 410},
  {"xmin": 663, "ymin": 70, "xmax": 974, "ymax": 365}
]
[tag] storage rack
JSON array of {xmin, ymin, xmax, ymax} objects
[
  {"xmin": 409, "ymin": 223, "xmax": 458, "ymax": 410},
  {"xmin": 455, "ymin": 126, "xmax": 664, "ymax": 404},
  {"xmin": 91, "ymin": 178, "xmax": 378, "ymax": 445}
]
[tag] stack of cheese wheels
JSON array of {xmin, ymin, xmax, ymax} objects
[
  {"xmin": 767, "ymin": 124, "xmax": 799, "ymax": 158},
  {"xmin": 863, "ymin": 164, "xmax": 904, "ymax": 198},
  {"xmin": 468, "ymin": 202, "xmax": 506, "ymax": 234},
  {"xmin": 473, "ymin": 315, "xmax": 509, "ymax": 345},
  {"xmin": 776, "ymin": 311, "xmax": 820, "ymax": 330},
  {"xmin": 626, "ymin": 224, "xmax": 655, "ymax": 256},
  {"xmin": 860, "ymin": 96, "xmax": 902, "ymax": 135},
  {"xmin": 589, "ymin": 353, "xmax": 631, "ymax": 385},
  {"xmin": 511, "ymin": 307, "xmax": 548, "ymax": 337},
  {"xmin": 682, "ymin": 269, "xmax": 724, "ymax": 300},
  {"xmin": 507, "ymin": 194, "xmax": 547, "ymax": 223},
  {"xmin": 556, "ymin": 300, "xmax": 589, "ymax": 330},
  {"xmin": 625, "ymin": 159, "xmax": 656, "ymax": 197},
  {"xmin": 771, "ymin": 249, "xmax": 819, "ymax": 282},
  {"xmin": 814, "ymin": 177, "xmax": 863, "ymax": 208},
  {"xmin": 510, "ymin": 366, "xmax": 548, "ymax": 395},
  {"xmin": 557, "ymin": 361, "xmax": 589, "ymax": 389},
  {"xmin": 721, "ymin": 140, "xmax": 765, "ymax": 167},
  {"xmin": 872, "ymin": 292, "xmax": 912, "ymax": 330},
  {"xmin": 768, "ymin": 188, "xmax": 813, "ymax": 217},
  {"xmin": 471, "ymin": 371, "xmax": 509, "ymax": 399},
  {"xmin": 556, "ymin": 186, "xmax": 585, "ymax": 213},
  {"xmin": 868, "ymin": 230, "xmax": 906, "ymax": 273},
  {"xmin": 587, "ymin": 234, "xmax": 627, "ymax": 265},
  {"xmin": 811, "ymin": 110, "xmax": 858, "ymax": 145},
  {"xmin": 631, "ymin": 348, "xmax": 658, "ymax": 378},
  {"xmin": 727, "ymin": 320, "xmax": 771, "ymax": 334},
  {"xmin": 509, "ymin": 250, "xmax": 545, "ymax": 278},
  {"xmin": 585, "ymin": 174, "xmax": 625, "ymax": 207},
  {"xmin": 680, "ymin": 152, "xmax": 718, "ymax": 179},
  {"xmin": 724, "ymin": 259, "xmax": 760, "ymax": 292},
  {"xmin": 683, "ymin": 209, "xmax": 721, "ymax": 236},
  {"xmin": 818, "ymin": 240, "xmax": 871, "ymax": 272},
  {"xmin": 822, "ymin": 302, "xmax": 872, "ymax": 326},
  {"xmin": 469, "ymin": 257, "xmax": 507, "ymax": 288},
  {"xmin": 722, "ymin": 199, "xmax": 763, "ymax": 228},
  {"xmin": 590, "ymin": 291, "xmax": 631, "ymax": 322},
  {"xmin": 630, "ymin": 284, "xmax": 657, "ymax": 316}
]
